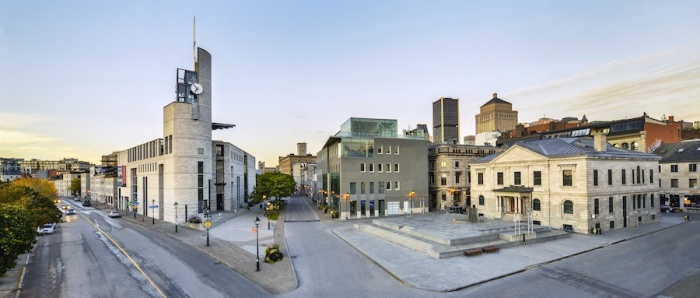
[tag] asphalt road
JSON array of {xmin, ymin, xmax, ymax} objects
[{"xmin": 21, "ymin": 199, "xmax": 267, "ymax": 298}]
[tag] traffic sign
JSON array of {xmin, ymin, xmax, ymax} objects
[
  {"xmin": 204, "ymin": 220, "xmax": 212, "ymax": 228},
  {"xmin": 130, "ymin": 201, "xmax": 139, "ymax": 206}
]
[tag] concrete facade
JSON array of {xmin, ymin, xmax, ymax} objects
[
  {"xmin": 475, "ymin": 93, "xmax": 518, "ymax": 134},
  {"xmin": 317, "ymin": 118, "xmax": 429, "ymax": 219},
  {"xmin": 471, "ymin": 134, "xmax": 661, "ymax": 234},
  {"xmin": 654, "ymin": 139, "xmax": 700, "ymax": 207},
  {"xmin": 432, "ymin": 97, "xmax": 460, "ymax": 144}
]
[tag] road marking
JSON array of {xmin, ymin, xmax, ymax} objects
[{"xmin": 79, "ymin": 213, "xmax": 166, "ymax": 298}]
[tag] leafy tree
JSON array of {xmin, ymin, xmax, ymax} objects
[
  {"xmin": 0, "ymin": 205, "xmax": 37, "ymax": 276},
  {"xmin": 12, "ymin": 177, "xmax": 58, "ymax": 202},
  {"xmin": 0, "ymin": 179, "xmax": 61, "ymax": 229},
  {"xmin": 70, "ymin": 178, "xmax": 81, "ymax": 197},
  {"xmin": 255, "ymin": 172, "xmax": 296, "ymax": 208}
]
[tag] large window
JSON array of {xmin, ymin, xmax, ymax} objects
[
  {"xmin": 533, "ymin": 199, "xmax": 541, "ymax": 211},
  {"xmin": 608, "ymin": 170, "xmax": 613, "ymax": 186},
  {"xmin": 533, "ymin": 171, "xmax": 542, "ymax": 186},
  {"xmin": 691, "ymin": 164, "xmax": 697, "ymax": 172},
  {"xmin": 349, "ymin": 182, "xmax": 357, "ymax": 194},
  {"xmin": 671, "ymin": 179, "xmax": 679, "ymax": 188},
  {"xmin": 361, "ymin": 182, "xmax": 366, "ymax": 194},
  {"xmin": 477, "ymin": 173, "xmax": 484, "ymax": 185},
  {"xmin": 497, "ymin": 172, "xmax": 504, "ymax": 185},
  {"xmin": 593, "ymin": 170, "xmax": 599, "ymax": 186},
  {"xmin": 691, "ymin": 179, "xmax": 698, "ymax": 188},
  {"xmin": 563, "ymin": 170, "xmax": 573, "ymax": 186},
  {"xmin": 671, "ymin": 165, "xmax": 678, "ymax": 172},
  {"xmin": 441, "ymin": 173, "xmax": 447, "ymax": 186},
  {"xmin": 440, "ymin": 161, "xmax": 446, "ymax": 168},
  {"xmin": 455, "ymin": 172, "xmax": 461, "ymax": 184},
  {"xmin": 478, "ymin": 195, "xmax": 484, "ymax": 206},
  {"xmin": 514, "ymin": 172, "xmax": 521, "ymax": 185},
  {"xmin": 563, "ymin": 200, "xmax": 573, "ymax": 214},
  {"xmin": 378, "ymin": 181, "xmax": 384, "ymax": 194}
]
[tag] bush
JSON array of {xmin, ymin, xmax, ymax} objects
[
  {"xmin": 265, "ymin": 244, "xmax": 284, "ymax": 263},
  {"xmin": 188, "ymin": 215, "xmax": 202, "ymax": 223}
]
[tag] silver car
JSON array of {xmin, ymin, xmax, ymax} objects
[{"xmin": 107, "ymin": 210, "xmax": 121, "ymax": 218}]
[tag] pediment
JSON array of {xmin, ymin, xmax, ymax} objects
[{"xmin": 490, "ymin": 146, "xmax": 546, "ymax": 164}]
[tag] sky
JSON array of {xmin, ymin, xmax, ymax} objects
[{"xmin": 1, "ymin": 1, "xmax": 699, "ymax": 166}]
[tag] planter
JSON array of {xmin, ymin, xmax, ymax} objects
[{"xmin": 187, "ymin": 223, "xmax": 204, "ymax": 231}]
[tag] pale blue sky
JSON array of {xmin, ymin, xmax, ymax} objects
[{"xmin": 2, "ymin": 1, "xmax": 699, "ymax": 165}]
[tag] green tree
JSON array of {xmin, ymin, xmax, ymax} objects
[
  {"xmin": 0, "ymin": 179, "xmax": 61, "ymax": 229},
  {"xmin": 255, "ymin": 172, "xmax": 296, "ymax": 207},
  {"xmin": 70, "ymin": 178, "xmax": 81, "ymax": 197},
  {"xmin": 0, "ymin": 205, "xmax": 37, "ymax": 276}
]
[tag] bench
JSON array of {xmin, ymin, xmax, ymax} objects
[
  {"xmin": 463, "ymin": 248, "xmax": 482, "ymax": 257},
  {"xmin": 482, "ymin": 245, "xmax": 500, "ymax": 253}
]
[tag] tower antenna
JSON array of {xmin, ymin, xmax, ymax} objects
[{"xmin": 193, "ymin": 15, "xmax": 197, "ymax": 69}]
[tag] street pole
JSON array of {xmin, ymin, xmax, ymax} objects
[
  {"xmin": 174, "ymin": 202, "xmax": 178, "ymax": 233},
  {"xmin": 152, "ymin": 199, "xmax": 155, "ymax": 225},
  {"xmin": 255, "ymin": 216, "xmax": 261, "ymax": 271}
]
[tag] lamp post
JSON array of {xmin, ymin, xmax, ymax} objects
[
  {"xmin": 254, "ymin": 216, "xmax": 261, "ymax": 271},
  {"xmin": 343, "ymin": 193, "xmax": 349, "ymax": 220},
  {"xmin": 205, "ymin": 209, "xmax": 211, "ymax": 246},
  {"xmin": 151, "ymin": 199, "xmax": 155, "ymax": 224},
  {"xmin": 409, "ymin": 190, "xmax": 416, "ymax": 215},
  {"xmin": 174, "ymin": 202, "xmax": 179, "ymax": 233},
  {"xmin": 267, "ymin": 202, "xmax": 271, "ymax": 230}
]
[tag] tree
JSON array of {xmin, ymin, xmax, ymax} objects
[
  {"xmin": 0, "ymin": 205, "xmax": 37, "ymax": 276},
  {"xmin": 255, "ymin": 172, "xmax": 296, "ymax": 207},
  {"xmin": 70, "ymin": 178, "xmax": 81, "ymax": 197},
  {"xmin": 0, "ymin": 179, "xmax": 61, "ymax": 229}
]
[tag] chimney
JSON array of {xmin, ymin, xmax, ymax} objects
[
  {"xmin": 297, "ymin": 142, "xmax": 307, "ymax": 156},
  {"xmin": 668, "ymin": 116, "xmax": 675, "ymax": 122},
  {"xmin": 592, "ymin": 129, "xmax": 607, "ymax": 152},
  {"xmin": 493, "ymin": 93, "xmax": 498, "ymax": 99}
]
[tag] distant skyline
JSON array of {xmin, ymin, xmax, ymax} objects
[{"xmin": 2, "ymin": 1, "xmax": 699, "ymax": 165}]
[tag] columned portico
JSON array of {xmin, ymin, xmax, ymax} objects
[{"xmin": 494, "ymin": 186, "xmax": 533, "ymax": 225}]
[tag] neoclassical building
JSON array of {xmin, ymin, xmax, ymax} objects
[{"xmin": 470, "ymin": 132, "xmax": 661, "ymax": 234}]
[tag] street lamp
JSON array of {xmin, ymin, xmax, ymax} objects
[
  {"xmin": 267, "ymin": 202, "xmax": 271, "ymax": 230},
  {"xmin": 343, "ymin": 193, "xmax": 349, "ymax": 220},
  {"xmin": 205, "ymin": 209, "xmax": 211, "ymax": 246},
  {"xmin": 254, "ymin": 216, "xmax": 261, "ymax": 271},
  {"xmin": 174, "ymin": 202, "xmax": 179, "ymax": 233},
  {"xmin": 409, "ymin": 190, "xmax": 416, "ymax": 215},
  {"xmin": 151, "ymin": 199, "xmax": 155, "ymax": 224}
]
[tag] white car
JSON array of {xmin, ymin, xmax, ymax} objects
[
  {"xmin": 37, "ymin": 224, "xmax": 55, "ymax": 234},
  {"xmin": 107, "ymin": 210, "xmax": 121, "ymax": 218}
]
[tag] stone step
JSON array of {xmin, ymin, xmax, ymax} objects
[{"xmin": 358, "ymin": 225, "xmax": 432, "ymax": 254}]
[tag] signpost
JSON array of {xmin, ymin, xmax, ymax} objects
[{"xmin": 149, "ymin": 202, "xmax": 158, "ymax": 224}]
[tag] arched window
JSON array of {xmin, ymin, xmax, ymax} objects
[
  {"xmin": 563, "ymin": 200, "xmax": 574, "ymax": 214},
  {"xmin": 533, "ymin": 199, "xmax": 541, "ymax": 211},
  {"xmin": 631, "ymin": 141, "xmax": 639, "ymax": 151},
  {"xmin": 478, "ymin": 195, "xmax": 485, "ymax": 206},
  {"xmin": 622, "ymin": 143, "xmax": 629, "ymax": 149}
]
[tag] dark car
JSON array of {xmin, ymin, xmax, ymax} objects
[
  {"xmin": 447, "ymin": 206, "xmax": 465, "ymax": 214},
  {"xmin": 660, "ymin": 205, "xmax": 673, "ymax": 213},
  {"xmin": 82, "ymin": 200, "xmax": 91, "ymax": 206}
]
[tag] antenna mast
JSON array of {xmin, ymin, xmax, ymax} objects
[{"xmin": 193, "ymin": 15, "xmax": 197, "ymax": 69}]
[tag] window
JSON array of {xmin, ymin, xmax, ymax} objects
[
  {"xmin": 386, "ymin": 164, "xmax": 391, "ymax": 172},
  {"xmin": 563, "ymin": 170, "xmax": 573, "ymax": 186},
  {"xmin": 360, "ymin": 164, "xmax": 365, "ymax": 172},
  {"xmin": 593, "ymin": 170, "xmax": 599, "ymax": 186},
  {"xmin": 691, "ymin": 164, "xmax": 698, "ymax": 172},
  {"xmin": 388, "ymin": 146, "xmax": 392, "ymax": 154},
  {"xmin": 609, "ymin": 197, "xmax": 613, "ymax": 213},
  {"xmin": 394, "ymin": 181, "xmax": 400, "ymax": 190},
  {"xmin": 649, "ymin": 169, "xmax": 653, "ymax": 184},
  {"xmin": 533, "ymin": 199, "xmax": 541, "ymax": 211},
  {"xmin": 378, "ymin": 181, "xmax": 384, "ymax": 194},
  {"xmin": 638, "ymin": 166, "xmax": 642, "ymax": 184},
  {"xmin": 377, "ymin": 163, "xmax": 382, "ymax": 172},
  {"xmin": 607, "ymin": 170, "xmax": 613, "ymax": 186},
  {"xmin": 378, "ymin": 146, "xmax": 383, "ymax": 154},
  {"xmin": 361, "ymin": 182, "xmax": 365, "ymax": 194},
  {"xmin": 394, "ymin": 163, "xmax": 399, "ymax": 172},
  {"xmin": 386, "ymin": 181, "xmax": 391, "ymax": 190},
  {"xmin": 349, "ymin": 182, "xmax": 357, "ymax": 194},
  {"xmin": 594, "ymin": 198, "xmax": 599, "ymax": 215},
  {"xmin": 454, "ymin": 161, "xmax": 459, "ymax": 168},
  {"xmin": 441, "ymin": 173, "xmax": 447, "ymax": 186},
  {"xmin": 514, "ymin": 172, "xmax": 521, "ymax": 185},
  {"xmin": 691, "ymin": 179, "xmax": 698, "ymax": 188},
  {"xmin": 610, "ymin": 221, "xmax": 615, "ymax": 229},
  {"xmin": 440, "ymin": 161, "xmax": 446, "ymax": 168},
  {"xmin": 478, "ymin": 195, "xmax": 484, "ymax": 206},
  {"xmin": 477, "ymin": 173, "xmax": 484, "ymax": 185},
  {"xmin": 455, "ymin": 172, "xmax": 461, "ymax": 184},
  {"xmin": 671, "ymin": 165, "xmax": 678, "ymax": 172},
  {"xmin": 497, "ymin": 172, "xmax": 504, "ymax": 185},
  {"xmin": 621, "ymin": 169, "xmax": 626, "ymax": 185},
  {"xmin": 563, "ymin": 200, "xmax": 573, "ymax": 214},
  {"xmin": 369, "ymin": 163, "xmax": 374, "ymax": 172},
  {"xmin": 671, "ymin": 179, "xmax": 679, "ymax": 188},
  {"xmin": 533, "ymin": 171, "xmax": 542, "ymax": 185},
  {"xmin": 369, "ymin": 182, "xmax": 374, "ymax": 194},
  {"xmin": 394, "ymin": 146, "xmax": 399, "ymax": 154},
  {"xmin": 650, "ymin": 194, "xmax": 654, "ymax": 207}
]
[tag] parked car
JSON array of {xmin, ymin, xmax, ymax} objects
[
  {"xmin": 73, "ymin": 197, "xmax": 80, "ymax": 201},
  {"xmin": 447, "ymin": 206, "xmax": 465, "ymax": 214},
  {"xmin": 82, "ymin": 200, "xmax": 91, "ymax": 206},
  {"xmin": 107, "ymin": 210, "xmax": 121, "ymax": 218},
  {"xmin": 66, "ymin": 209, "xmax": 76, "ymax": 215},
  {"xmin": 37, "ymin": 224, "xmax": 55, "ymax": 234},
  {"xmin": 660, "ymin": 205, "xmax": 672, "ymax": 213}
]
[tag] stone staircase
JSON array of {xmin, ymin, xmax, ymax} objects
[{"xmin": 357, "ymin": 224, "xmax": 433, "ymax": 255}]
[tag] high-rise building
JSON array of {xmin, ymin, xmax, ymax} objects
[
  {"xmin": 432, "ymin": 97, "xmax": 460, "ymax": 144},
  {"xmin": 475, "ymin": 93, "xmax": 518, "ymax": 134}
]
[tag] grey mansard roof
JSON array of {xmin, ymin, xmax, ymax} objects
[
  {"xmin": 472, "ymin": 137, "xmax": 661, "ymax": 164},
  {"xmin": 653, "ymin": 140, "xmax": 700, "ymax": 163}
]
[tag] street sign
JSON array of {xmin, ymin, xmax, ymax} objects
[
  {"xmin": 148, "ymin": 205, "xmax": 159, "ymax": 209},
  {"xmin": 252, "ymin": 228, "xmax": 258, "ymax": 233},
  {"xmin": 204, "ymin": 220, "xmax": 212, "ymax": 228},
  {"xmin": 130, "ymin": 201, "xmax": 139, "ymax": 206}
]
